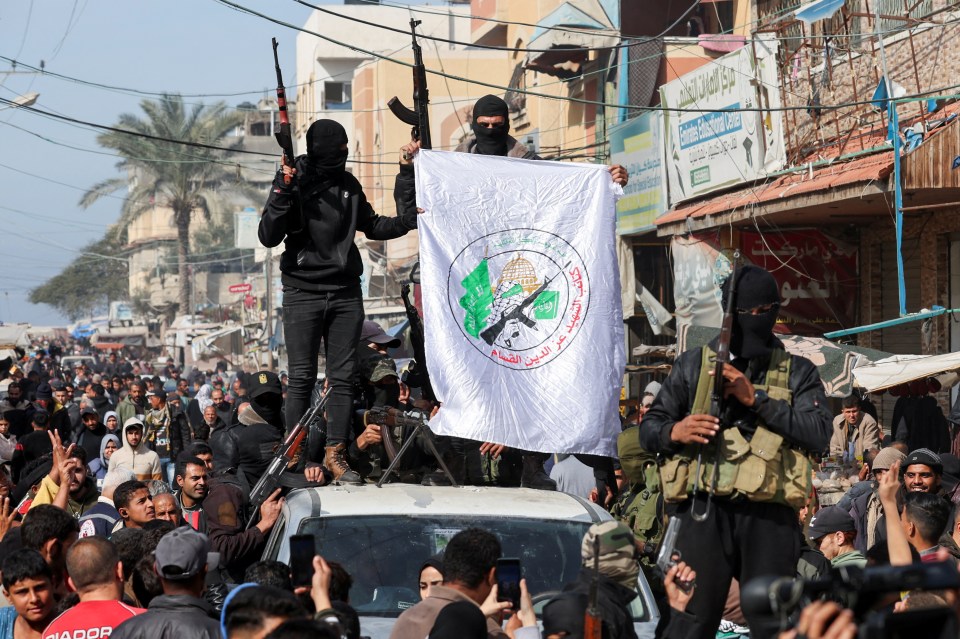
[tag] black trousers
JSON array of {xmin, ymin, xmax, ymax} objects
[
  {"xmin": 662, "ymin": 497, "xmax": 800, "ymax": 639},
  {"xmin": 282, "ymin": 285, "xmax": 364, "ymax": 445}
]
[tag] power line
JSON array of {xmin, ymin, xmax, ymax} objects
[{"xmin": 289, "ymin": 0, "xmax": 700, "ymax": 53}]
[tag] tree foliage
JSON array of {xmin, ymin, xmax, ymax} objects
[
  {"xmin": 29, "ymin": 229, "xmax": 129, "ymax": 321},
  {"xmin": 79, "ymin": 94, "xmax": 259, "ymax": 314}
]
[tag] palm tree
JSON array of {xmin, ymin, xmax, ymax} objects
[{"xmin": 81, "ymin": 94, "xmax": 257, "ymax": 315}]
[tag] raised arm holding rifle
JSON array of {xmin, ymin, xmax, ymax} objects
[
  {"xmin": 639, "ymin": 263, "xmax": 832, "ymax": 639},
  {"xmin": 259, "ymin": 37, "xmax": 420, "ymax": 485}
]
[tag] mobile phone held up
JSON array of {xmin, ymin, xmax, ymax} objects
[
  {"xmin": 289, "ymin": 534, "xmax": 316, "ymax": 588},
  {"xmin": 496, "ymin": 558, "xmax": 522, "ymax": 610}
]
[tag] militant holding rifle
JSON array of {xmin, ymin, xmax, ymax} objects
[
  {"xmin": 388, "ymin": 19, "xmax": 432, "ymax": 150},
  {"xmin": 245, "ymin": 389, "xmax": 330, "ymax": 529},
  {"xmin": 400, "ymin": 282, "xmax": 435, "ymax": 402},
  {"xmin": 690, "ymin": 250, "xmax": 740, "ymax": 522}
]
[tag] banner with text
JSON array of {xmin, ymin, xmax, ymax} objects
[
  {"xmin": 609, "ymin": 111, "xmax": 668, "ymax": 235},
  {"xmin": 416, "ymin": 150, "xmax": 625, "ymax": 456},
  {"xmin": 660, "ymin": 44, "xmax": 786, "ymax": 204}
]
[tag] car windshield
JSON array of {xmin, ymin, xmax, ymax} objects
[{"xmin": 294, "ymin": 515, "xmax": 646, "ymax": 619}]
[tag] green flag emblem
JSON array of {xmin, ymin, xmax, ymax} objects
[
  {"xmin": 533, "ymin": 290, "xmax": 559, "ymax": 320},
  {"xmin": 459, "ymin": 259, "xmax": 494, "ymax": 337}
]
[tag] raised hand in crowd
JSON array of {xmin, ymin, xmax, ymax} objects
[{"xmin": 779, "ymin": 601, "xmax": 857, "ymax": 639}]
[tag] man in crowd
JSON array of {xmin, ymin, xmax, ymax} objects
[
  {"xmin": 79, "ymin": 468, "xmax": 136, "ymax": 538},
  {"xmin": 43, "ymin": 537, "xmax": 145, "ymax": 637},
  {"xmin": 117, "ymin": 381, "xmax": 146, "ymax": 427},
  {"xmin": 210, "ymin": 388, "xmax": 232, "ymax": 428},
  {"xmin": 75, "ymin": 406, "xmax": 107, "ymax": 463},
  {"xmin": 829, "ymin": 394, "xmax": 881, "ymax": 460},
  {"xmin": 222, "ymin": 586, "xmax": 306, "ymax": 639},
  {"xmin": 0, "ymin": 549, "xmax": 57, "ymax": 639},
  {"xmin": 390, "ymin": 527, "xmax": 511, "ymax": 639},
  {"xmin": 87, "ymin": 383, "xmax": 114, "ymax": 421},
  {"xmin": 560, "ymin": 521, "xmax": 639, "ymax": 639},
  {"xmin": 114, "ymin": 480, "xmax": 156, "ymax": 530},
  {"xmin": 808, "ymin": 506, "xmax": 867, "ymax": 568},
  {"xmin": 110, "ymin": 527, "xmax": 221, "ymax": 639},
  {"xmin": 848, "ymin": 447, "xmax": 906, "ymax": 553},
  {"xmin": 0, "ymin": 382, "xmax": 31, "ymax": 438},
  {"xmin": 20, "ymin": 504, "xmax": 79, "ymax": 596},
  {"xmin": 29, "ymin": 383, "xmax": 70, "ymax": 443},
  {"xmin": 11, "ymin": 411, "xmax": 52, "ymax": 481},
  {"xmin": 639, "ymin": 264, "xmax": 832, "ymax": 638},
  {"xmin": 902, "ymin": 448, "xmax": 946, "ymax": 496},
  {"xmin": 109, "ymin": 418, "xmax": 163, "ymax": 482},
  {"xmin": 153, "ymin": 492, "xmax": 181, "ymax": 526},
  {"xmin": 30, "ymin": 444, "xmax": 98, "ymax": 517}
]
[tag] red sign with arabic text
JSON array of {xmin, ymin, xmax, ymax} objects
[{"xmin": 739, "ymin": 229, "xmax": 858, "ymax": 335}]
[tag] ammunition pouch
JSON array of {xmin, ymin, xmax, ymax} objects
[{"xmin": 658, "ymin": 347, "xmax": 812, "ymax": 510}]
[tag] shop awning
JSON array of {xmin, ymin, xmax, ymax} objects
[
  {"xmin": 526, "ymin": 0, "xmax": 620, "ymax": 77},
  {"xmin": 852, "ymin": 352, "xmax": 960, "ymax": 393}
]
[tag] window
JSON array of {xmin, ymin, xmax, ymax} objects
[{"xmin": 323, "ymin": 81, "xmax": 352, "ymax": 110}]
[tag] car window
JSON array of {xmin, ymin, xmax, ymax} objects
[{"xmin": 294, "ymin": 515, "xmax": 649, "ymax": 621}]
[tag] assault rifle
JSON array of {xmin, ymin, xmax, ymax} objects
[
  {"xmin": 690, "ymin": 251, "xmax": 740, "ymax": 522},
  {"xmin": 480, "ymin": 262, "xmax": 569, "ymax": 346},
  {"xmin": 400, "ymin": 280, "xmax": 435, "ymax": 402},
  {"xmin": 271, "ymin": 38, "xmax": 296, "ymax": 180},
  {"xmin": 584, "ymin": 535, "xmax": 602, "ymax": 639},
  {"xmin": 362, "ymin": 406, "xmax": 457, "ymax": 487},
  {"xmin": 388, "ymin": 19, "xmax": 432, "ymax": 150},
  {"xmin": 245, "ymin": 389, "xmax": 330, "ymax": 530}
]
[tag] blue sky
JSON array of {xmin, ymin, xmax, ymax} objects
[{"xmin": 0, "ymin": 0, "xmax": 436, "ymax": 326}]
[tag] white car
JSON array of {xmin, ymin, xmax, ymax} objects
[{"xmin": 262, "ymin": 484, "xmax": 659, "ymax": 639}]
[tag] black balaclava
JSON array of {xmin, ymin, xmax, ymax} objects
[
  {"xmin": 306, "ymin": 119, "xmax": 349, "ymax": 173},
  {"xmin": 471, "ymin": 94, "xmax": 510, "ymax": 156},
  {"xmin": 721, "ymin": 264, "xmax": 780, "ymax": 359},
  {"xmin": 250, "ymin": 391, "xmax": 284, "ymax": 428}
]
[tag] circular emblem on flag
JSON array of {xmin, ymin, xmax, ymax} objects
[{"xmin": 446, "ymin": 228, "xmax": 589, "ymax": 370}]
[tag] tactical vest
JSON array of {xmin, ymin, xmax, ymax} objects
[
  {"xmin": 659, "ymin": 347, "xmax": 812, "ymax": 511},
  {"xmin": 613, "ymin": 426, "xmax": 664, "ymax": 548}
]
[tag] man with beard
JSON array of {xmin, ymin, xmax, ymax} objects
[
  {"xmin": 117, "ymin": 381, "xmax": 146, "ymax": 427},
  {"xmin": 398, "ymin": 95, "xmax": 628, "ymax": 491},
  {"xmin": 209, "ymin": 388, "xmax": 232, "ymax": 430},
  {"xmin": 638, "ymin": 264, "xmax": 832, "ymax": 639},
  {"xmin": 259, "ymin": 119, "xmax": 418, "ymax": 484},
  {"xmin": 28, "ymin": 383, "xmax": 71, "ymax": 444}
]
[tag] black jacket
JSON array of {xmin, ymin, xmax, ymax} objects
[
  {"xmin": 562, "ymin": 569, "xmax": 638, "ymax": 639},
  {"xmin": 110, "ymin": 594, "xmax": 220, "ymax": 639},
  {"xmin": 209, "ymin": 419, "xmax": 240, "ymax": 471},
  {"xmin": 640, "ymin": 340, "xmax": 832, "ymax": 456},
  {"xmin": 259, "ymin": 156, "xmax": 417, "ymax": 291}
]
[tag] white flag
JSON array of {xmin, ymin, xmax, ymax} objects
[{"xmin": 416, "ymin": 150, "xmax": 625, "ymax": 456}]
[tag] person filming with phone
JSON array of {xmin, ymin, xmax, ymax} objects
[{"xmin": 389, "ymin": 528, "xmax": 536, "ymax": 639}]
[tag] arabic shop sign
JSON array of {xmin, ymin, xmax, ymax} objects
[
  {"xmin": 609, "ymin": 111, "xmax": 668, "ymax": 235},
  {"xmin": 660, "ymin": 42, "xmax": 786, "ymax": 205},
  {"xmin": 739, "ymin": 229, "xmax": 858, "ymax": 335}
]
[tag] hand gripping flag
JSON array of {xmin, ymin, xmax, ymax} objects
[{"xmin": 416, "ymin": 150, "xmax": 625, "ymax": 456}]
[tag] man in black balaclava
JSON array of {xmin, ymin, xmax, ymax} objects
[
  {"xmin": 638, "ymin": 263, "xmax": 832, "ymax": 639},
  {"xmin": 396, "ymin": 95, "xmax": 628, "ymax": 491},
  {"xmin": 260, "ymin": 119, "xmax": 419, "ymax": 485}
]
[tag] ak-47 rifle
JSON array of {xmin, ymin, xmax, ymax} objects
[
  {"xmin": 388, "ymin": 19, "xmax": 432, "ymax": 150},
  {"xmin": 245, "ymin": 389, "xmax": 330, "ymax": 530},
  {"xmin": 480, "ymin": 262, "xmax": 569, "ymax": 346},
  {"xmin": 362, "ymin": 406, "xmax": 458, "ymax": 488},
  {"xmin": 690, "ymin": 251, "xmax": 740, "ymax": 522},
  {"xmin": 584, "ymin": 535, "xmax": 602, "ymax": 639},
  {"xmin": 400, "ymin": 280, "xmax": 435, "ymax": 402},
  {"xmin": 271, "ymin": 38, "xmax": 296, "ymax": 181}
]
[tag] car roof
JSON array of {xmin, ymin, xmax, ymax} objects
[{"xmin": 284, "ymin": 484, "xmax": 610, "ymax": 523}]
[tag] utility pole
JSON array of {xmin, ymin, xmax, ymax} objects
[{"xmin": 264, "ymin": 247, "xmax": 274, "ymax": 369}]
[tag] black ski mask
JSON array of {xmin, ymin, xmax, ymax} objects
[
  {"xmin": 721, "ymin": 264, "xmax": 780, "ymax": 359},
  {"xmin": 306, "ymin": 119, "xmax": 349, "ymax": 174},
  {"xmin": 471, "ymin": 94, "xmax": 510, "ymax": 156}
]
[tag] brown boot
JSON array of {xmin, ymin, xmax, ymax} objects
[{"xmin": 324, "ymin": 444, "xmax": 362, "ymax": 485}]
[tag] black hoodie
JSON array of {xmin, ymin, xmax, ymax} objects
[{"xmin": 259, "ymin": 156, "xmax": 418, "ymax": 292}]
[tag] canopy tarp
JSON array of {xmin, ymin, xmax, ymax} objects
[
  {"xmin": 684, "ymin": 326, "xmax": 890, "ymax": 397},
  {"xmin": 851, "ymin": 352, "xmax": 960, "ymax": 393}
]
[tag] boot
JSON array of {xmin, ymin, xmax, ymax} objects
[
  {"xmin": 421, "ymin": 451, "xmax": 466, "ymax": 486},
  {"xmin": 520, "ymin": 454, "xmax": 557, "ymax": 490},
  {"xmin": 324, "ymin": 444, "xmax": 362, "ymax": 485}
]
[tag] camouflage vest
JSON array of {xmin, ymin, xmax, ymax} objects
[
  {"xmin": 658, "ymin": 346, "xmax": 812, "ymax": 510},
  {"xmin": 612, "ymin": 426, "xmax": 663, "ymax": 548}
]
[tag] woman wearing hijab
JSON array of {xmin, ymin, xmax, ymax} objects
[{"xmin": 187, "ymin": 384, "xmax": 213, "ymax": 434}]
